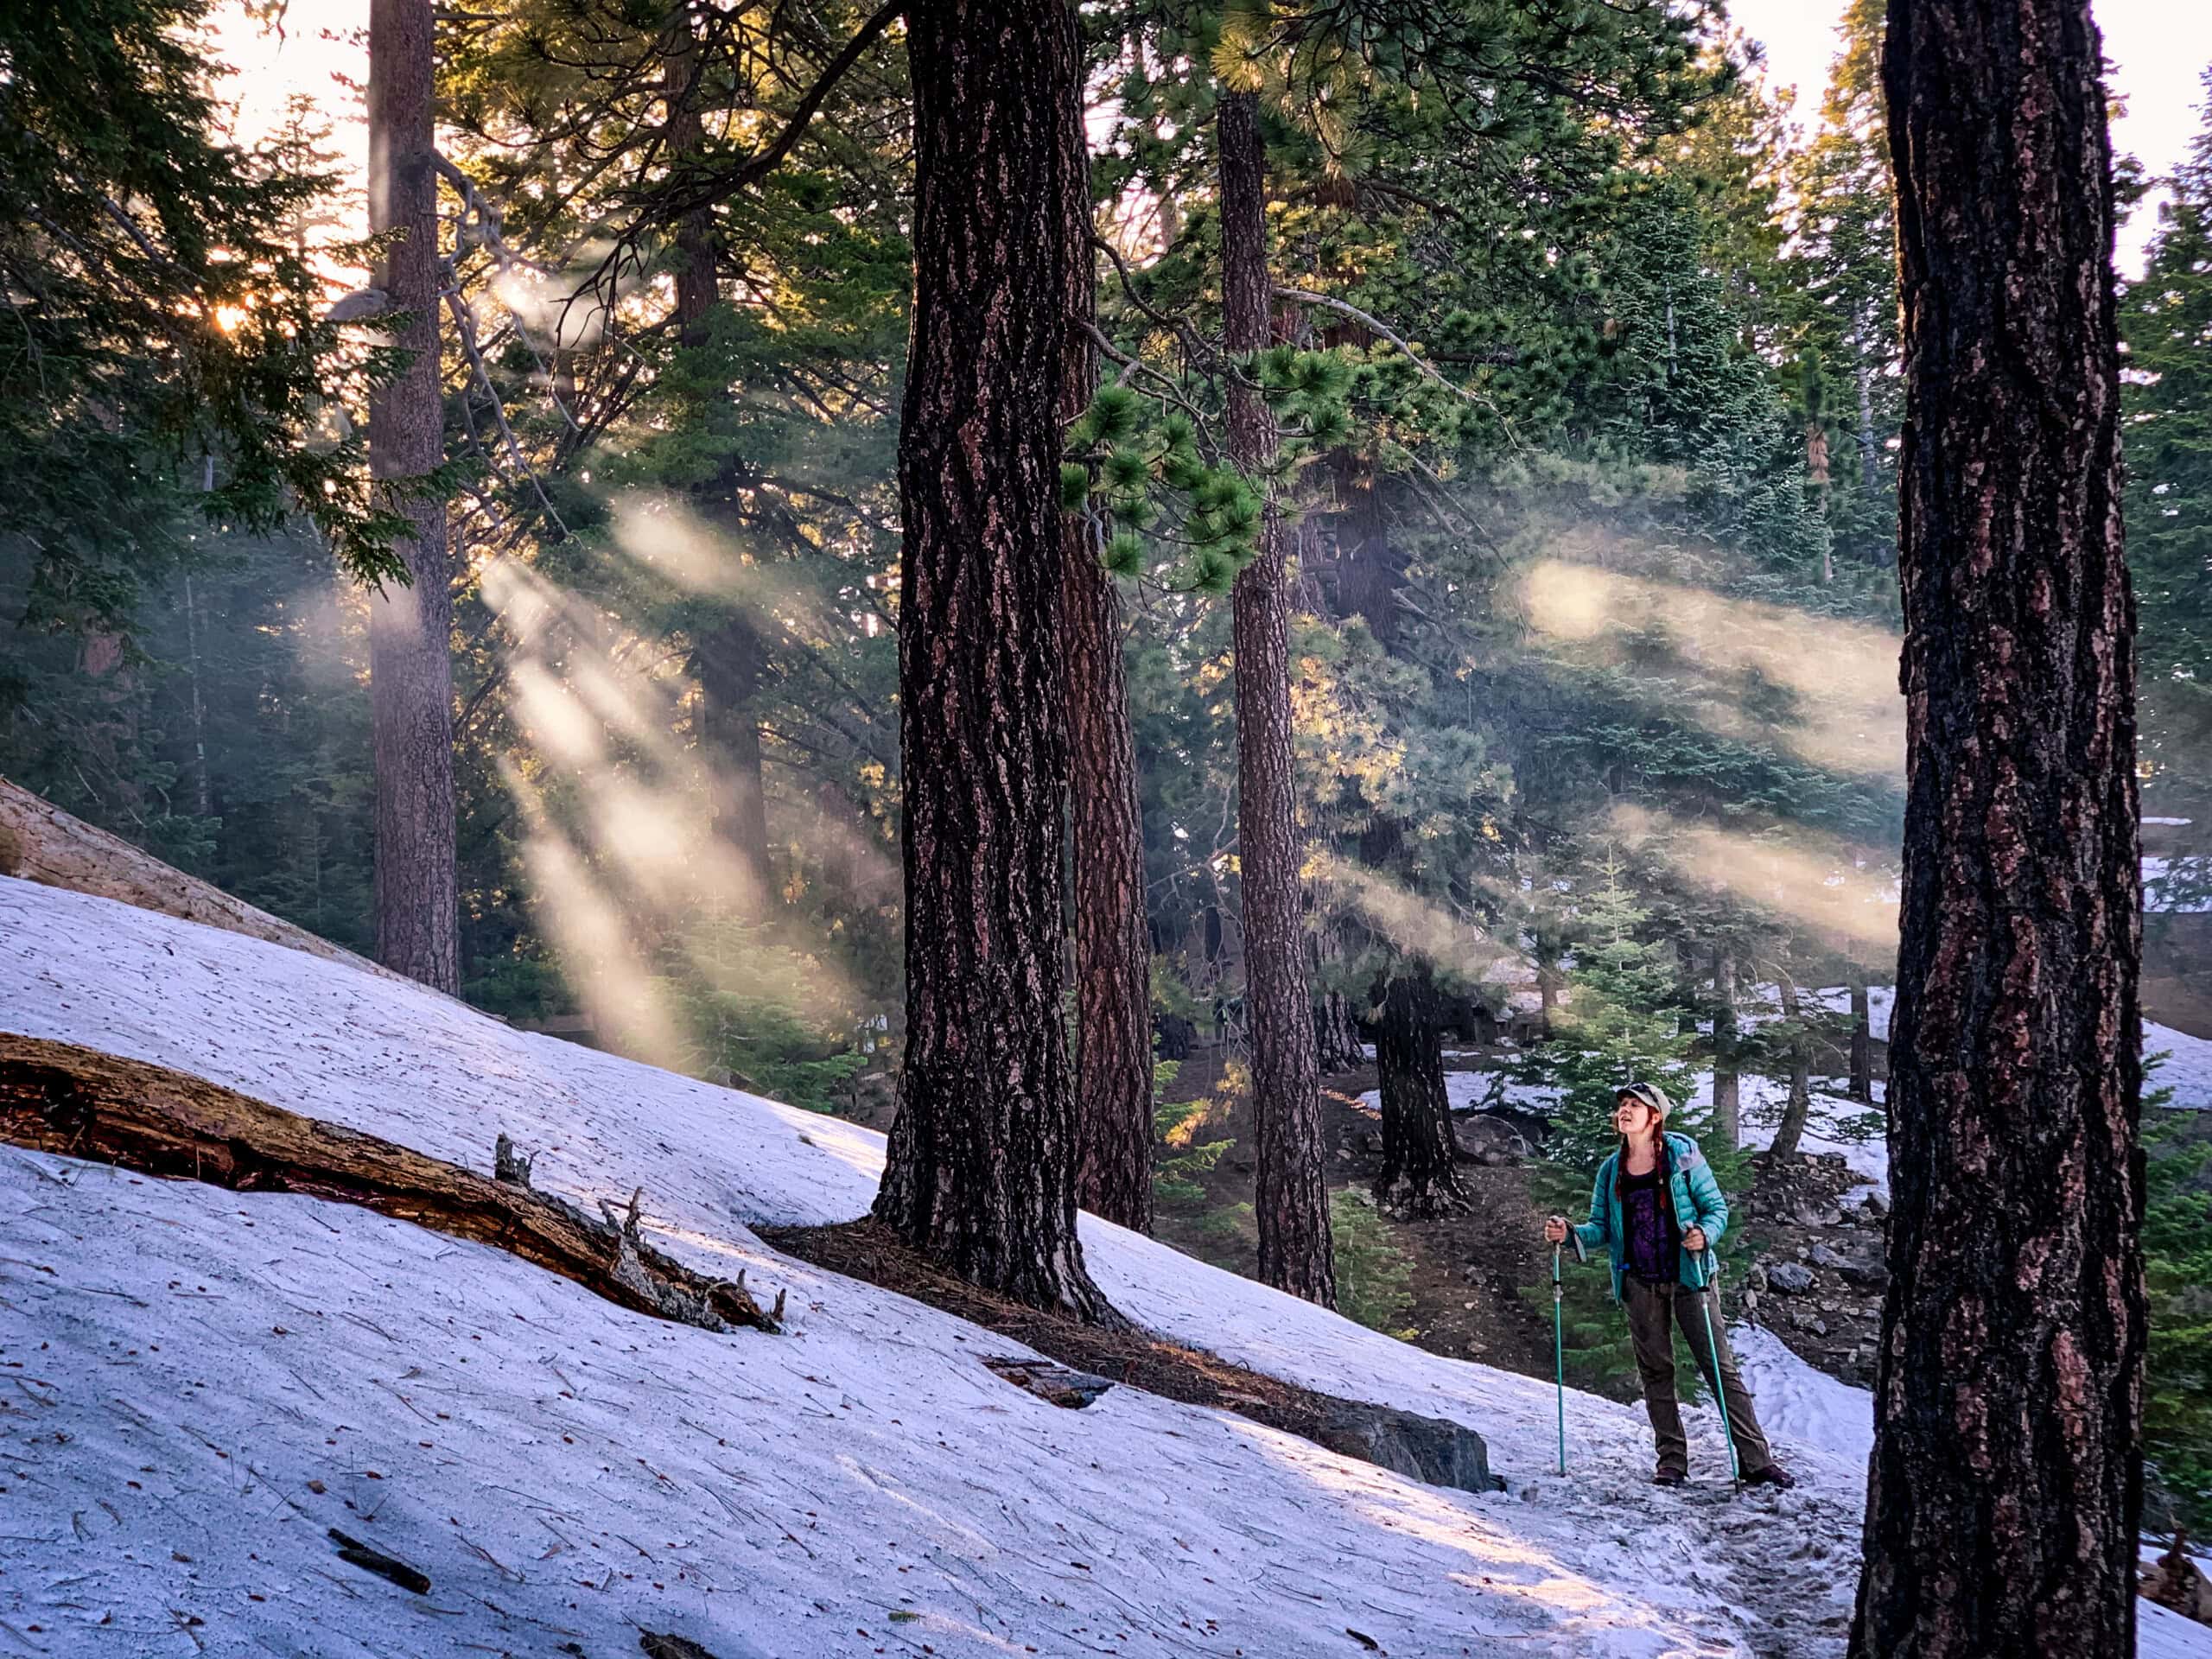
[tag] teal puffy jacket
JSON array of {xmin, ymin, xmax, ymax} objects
[{"xmin": 1570, "ymin": 1131, "xmax": 1728, "ymax": 1301}]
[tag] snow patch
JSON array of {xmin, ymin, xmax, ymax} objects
[{"xmin": 1, "ymin": 876, "xmax": 2203, "ymax": 1658}]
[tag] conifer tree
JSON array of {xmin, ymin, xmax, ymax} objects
[
  {"xmin": 1854, "ymin": 1, "xmax": 2142, "ymax": 1650},
  {"xmin": 367, "ymin": 0, "xmax": 462, "ymax": 992},
  {"xmin": 871, "ymin": 0, "xmax": 1118, "ymax": 1322},
  {"xmin": 2124, "ymin": 69, "xmax": 2212, "ymax": 760}
]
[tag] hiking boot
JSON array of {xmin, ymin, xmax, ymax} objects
[
  {"xmin": 1653, "ymin": 1467, "xmax": 1687, "ymax": 1487},
  {"xmin": 1741, "ymin": 1463, "xmax": 1797, "ymax": 1491}
]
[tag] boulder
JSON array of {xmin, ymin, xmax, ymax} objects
[
  {"xmin": 1451, "ymin": 1113, "xmax": 1531, "ymax": 1162},
  {"xmin": 1315, "ymin": 1404, "xmax": 1501, "ymax": 1496},
  {"xmin": 1767, "ymin": 1262, "xmax": 1815, "ymax": 1294},
  {"xmin": 1807, "ymin": 1243, "xmax": 1847, "ymax": 1270}
]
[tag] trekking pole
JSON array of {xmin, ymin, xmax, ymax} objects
[
  {"xmin": 1697, "ymin": 1251, "xmax": 1742, "ymax": 1492},
  {"xmin": 1553, "ymin": 1243, "xmax": 1566, "ymax": 1475}
]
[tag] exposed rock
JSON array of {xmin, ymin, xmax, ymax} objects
[
  {"xmin": 1807, "ymin": 1243, "xmax": 1847, "ymax": 1270},
  {"xmin": 1838, "ymin": 1259, "xmax": 1887, "ymax": 1288},
  {"xmin": 1314, "ymin": 1404, "xmax": 1501, "ymax": 1496},
  {"xmin": 2140, "ymin": 1534, "xmax": 2212, "ymax": 1628},
  {"xmin": 1860, "ymin": 1190, "xmax": 1891, "ymax": 1219},
  {"xmin": 1767, "ymin": 1262, "xmax": 1815, "ymax": 1294},
  {"xmin": 1451, "ymin": 1113, "xmax": 1531, "ymax": 1163}
]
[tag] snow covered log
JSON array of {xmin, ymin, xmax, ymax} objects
[
  {"xmin": 0, "ymin": 1031, "xmax": 778, "ymax": 1333},
  {"xmin": 0, "ymin": 777, "xmax": 397, "ymax": 981}
]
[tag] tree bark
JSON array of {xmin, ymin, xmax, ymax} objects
[
  {"xmin": 871, "ymin": 1, "xmax": 1116, "ymax": 1323},
  {"xmin": 1314, "ymin": 987, "xmax": 1369, "ymax": 1073},
  {"xmin": 1060, "ymin": 69, "xmax": 1154, "ymax": 1236},
  {"xmin": 1312, "ymin": 912, "xmax": 1369, "ymax": 1072},
  {"xmin": 696, "ymin": 615, "xmax": 773, "ymax": 918},
  {"xmin": 367, "ymin": 0, "xmax": 461, "ymax": 994},
  {"xmin": 1371, "ymin": 968, "xmax": 1464, "ymax": 1217},
  {"xmin": 1853, "ymin": 3, "xmax": 2143, "ymax": 1653},
  {"xmin": 1217, "ymin": 90, "xmax": 1334, "ymax": 1306},
  {"xmin": 1712, "ymin": 950, "xmax": 1741, "ymax": 1147},
  {"xmin": 1848, "ymin": 972, "xmax": 1874, "ymax": 1103},
  {"xmin": 1769, "ymin": 970, "xmax": 1813, "ymax": 1163}
]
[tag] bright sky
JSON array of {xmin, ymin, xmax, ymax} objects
[{"xmin": 1731, "ymin": 0, "xmax": 2212, "ymax": 276}]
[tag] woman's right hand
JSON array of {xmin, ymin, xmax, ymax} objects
[{"xmin": 1543, "ymin": 1215, "xmax": 1568, "ymax": 1246}]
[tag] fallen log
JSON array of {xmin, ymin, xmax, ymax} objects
[
  {"xmin": 0, "ymin": 1033, "xmax": 776, "ymax": 1333},
  {"xmin": 0, "ymin": 777, "xmax": 400, "ymax": 982}
]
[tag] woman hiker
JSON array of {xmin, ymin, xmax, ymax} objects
[{"xmin": 1542, "ymin": 1081, "xmax": 1796, "ymax": 1491}]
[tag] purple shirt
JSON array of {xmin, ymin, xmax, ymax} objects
[{"xmin": 1618, "ymin": 1160, "xmax": 1680, "ymax": 1282}]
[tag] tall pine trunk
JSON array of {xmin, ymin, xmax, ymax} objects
[
  {"xmin": 871, "ymin": 0, "xmax": 1115, "ymax": 1323},
  {"xmin": 1059, "ymin": 48, "xmax": 1154, "ymax": 1236},
  {"xmin": 1217, "ymin": 90, "xmax": 1334, "ymax": 1306},
  {"xmin": 1848, "ymin": 973, "xmax": 1874, "ymax": 1103},
  {"xmin": 696, "ymin": 617, "xmax": 772, "ymax": 918},
  {"xmin": 366, "ymin": 0, "xmax": 461, "ymax": 993},
  {"xmin": 1711, "ymin": 950, "xmax": 1741, "ymax": 1147},
  {"xmin": 1313, "ymin": 971, "xmax": 1369, "ymax": 1075},
  {"xmin": 1853, "ymin": 2, "xmax": 2143, "ymax": 1651},
  {"xmin": 1769, "ymin": 971, "xmax": 1813, "ymax": 1164},
  {"xmin": 1372, "ymin": 967, "xmax": 1464, "ymax": 1217},
  {"xmin": 664, "ymin": 19, "xmax": 772, "ymax": 924}
]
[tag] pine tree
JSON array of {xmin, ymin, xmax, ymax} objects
[
  {"xmin": 1854, "ymin": 3, "xmax": 2143, "ymax": 1651},
  {"xmin": 366, "ymin": 0, "xmax": 462, "ymax": 993},
  {"xmin": 2123, "ymin": 69, "xmax": 2212, "ymax": 775},
  {"xmin": 1217, "ymin": 86, "xmax": 1337, "ymax": 1306},
  {"xmin": 1523, "ymin": 851, "xmax": 1702, "ymax": 1173},
  {"xmin": 1062, "ymin": 45, "xmax": 1156, "ymax": 1235},
  {"xmin": 1787, "ymin": 0, "xmax": 1902, "ymax": 577},
  {"xmin": 870, "ymin": 1, "xmax": 1117, "ymax": 1323}
]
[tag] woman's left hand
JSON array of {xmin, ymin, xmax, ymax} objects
[{"xmin": 1683, "ymin": 1226, "xmax": 1707, "ymax": 1254}]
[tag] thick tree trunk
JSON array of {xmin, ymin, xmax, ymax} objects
[
  {"xmin": 1848, "ymin": 973, "xmax": 1874, "ymax": 1103},
  {"xmin": 1711, "ymin": 950, "xmax": 1741, "ymax": 1147},
  {"xmin": 1314, "ymin": 988, "xmax": 1369, "ymax": 1073},
  {"xmin": 1217, "ymin": 90, "xmax": 1334, "ymax": 1306},
  {"xmin": 367, "ymin": 0, "xmax": 461, "ymax": 994},
  {"xmin": 871, "ymin": 1, "xmax": 1115, "ymax": 1323},
  {"xmin": 696, "ymin": 616, "xmax": 773, "ymax": 918},
  {"xmin": 1853, "ymin": 4, "xmax": 2143, "ymax": 1654},
  {"xmin": 1312, "ymin": 913, "xmax": 1369, "ymax": 1072},
  {"xmin": 1372, "ymin": 968, "xmax": 1464, "ymax": 1217},
  {"xmin": 1060, "ymin": 76, "xmax": 1154, "ymax": 1236},
  {"xmin": 1769, "ymin": 971, "xmax": 1812, "ymax": 1163}
]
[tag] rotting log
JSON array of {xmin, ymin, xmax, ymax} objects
[
  {"xmin": 0, "ymin": 777, "xmax": 397, "ymax": 982},
  {"xmin": 0, "ymin": 1033, "xmax": 777, "ymax": 1333}
]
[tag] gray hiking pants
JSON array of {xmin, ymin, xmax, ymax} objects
[{"xmin": 1621, "ymin": 1274, "xmax": 1775, "ymax": 1479}]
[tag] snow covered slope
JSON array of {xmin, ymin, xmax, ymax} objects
[{"xmin": 2, "ymin": 876, "xmax": 2202, "ymax": 1658}]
